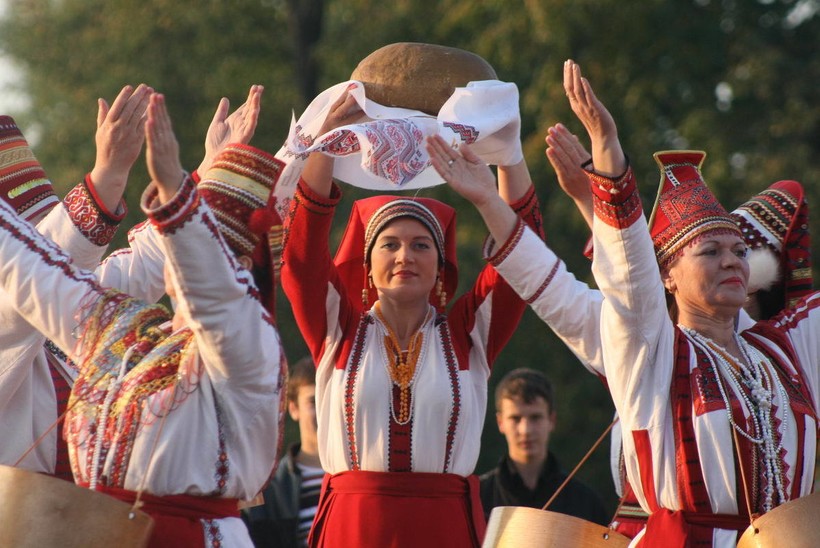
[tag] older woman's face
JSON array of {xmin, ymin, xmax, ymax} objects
[
  {"xmin": 369, "ymin": 217, "xmax": 439, "ymax": 305},
  {"xmin": 663, "ymin": 232, "xmax": 750, "ymax": 316}
]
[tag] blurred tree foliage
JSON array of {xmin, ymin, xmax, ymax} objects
[{"xmin": 2, "ymin": 0, "xmax": 817, "ymax": 514}]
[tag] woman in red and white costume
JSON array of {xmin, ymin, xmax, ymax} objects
[
  {"xmin": 0, "ymin": 93, "xmax": 284, "ymax": 547},
  {"xmin": 561, "ymin": 60, "xmax": 818, "ymax": 547},
  {"xmin": 0, "ymin": 85, "xmax": 265, "ymax": 486},
  {"xmin": 435, "ymin": 60, "xmax": 818, "ymax": 546},
  {"xmin": 281, "ymin": 86, "xmax": 542, "ymax": 547},
  {"xmin": 0, "ymin": 86, "xmax": 155, "ymax": 479}
]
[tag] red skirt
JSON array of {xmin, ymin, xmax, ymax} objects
[{"xmin": 309, "ymin": 470, "xmax": 486, "ymax": 547}]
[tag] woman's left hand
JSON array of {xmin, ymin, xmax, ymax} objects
[
  {"xmin": 198, "ymin": 84, "xmax": 263, "ymax": 174},
  {"xmin": 426, "ymin": 134, "xmax": 497, "ymax": 207}
]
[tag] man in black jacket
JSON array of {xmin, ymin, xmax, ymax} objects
[{"xmin": 480, "ymin": 368, "xmax": 608, "ymax": 525}]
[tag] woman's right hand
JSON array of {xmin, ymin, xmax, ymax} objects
[
  {"xmin": 426, "ymin": 134, "xmax": 497, "ymax": 207},
  {"xmin": 318, "ymin": 84, "xmax": 364, "ymax": 136},
  {"xmin": 145, "ymin": 93, "xmax": 184, "ymax": 205},
  {"xmin": 563, "ymin": 60, "xmax": 626, "ymax": 177},
  {"xmin": 301, "ymin": 84, "xmax": 364, "ymax": 198}
]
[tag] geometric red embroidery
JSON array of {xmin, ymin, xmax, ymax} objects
[
  {"xmin": 442, "ymin": 121, "xmax": 479, "ymax": 144},
  {"xmin": 589, "ymin": 167, "xmax": 643, "ymax": 229},
  {"xmin": 438, "ymin": 317, "xmax": 461, "ymax": 474},
  {"xmin": 63, "ymin": 177, "xmax": 122, "ymax": 246}
]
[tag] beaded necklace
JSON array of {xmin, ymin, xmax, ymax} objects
[
  {"xmin": 681, "ymin": 326, "xmax": 791, "ymax": 512},
  {"xmin": 375, "ymin": 303, "xmax": 431, "ymax": 425}
]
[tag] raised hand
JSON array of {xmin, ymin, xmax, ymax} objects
[
  {"xmin": 545, "ymin": 123, "xmax": 594, "ymax": 228},
  {"xmin": 427, "ymin": 133, "xmax": 518, "ymax": 246},
  {"xmin": 563, "ymin": 60, "xmax": 625, "ymax": 176},
  {"xmin": 318, "ymin": 84, "xmax": 364, "ymax": 136},
  {"xmin": 89, "ymin": 83, "xmax": 153, "ymax": 211},
  {"xmin": 145, "ymin": 93, "xmax": 183, "ymax": 204},
  {"xmin": 301, "ymin": 84, "xmax": 365, "ymax": 197},
  {"xmin": 198, "ymin": 84, "xmax": 264, "ymax": 174},
  {"xmin": 426, "ymin": 134, "xmax": 497, "ymax": 207}
]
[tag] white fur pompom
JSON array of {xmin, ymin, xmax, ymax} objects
[{"xmin": 747, "ymin": 248, "xmax": 781, "ymax": 293}]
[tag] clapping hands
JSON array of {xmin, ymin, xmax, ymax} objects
[
  {"xmin": 89, "ymin": 83, "xmax": 152, "ymax": 211},
  {"xmin": 145, "ymin": 93, "xmax": 184, "ymax": 204}
]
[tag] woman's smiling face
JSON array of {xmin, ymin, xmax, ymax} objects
[
  {"xmin": 368, "ymin": 217, "xmax": 439, "ymax": 305},
  {"xmin": 663, "ymin": 232, "xmax": 750, "ymax": 317}
]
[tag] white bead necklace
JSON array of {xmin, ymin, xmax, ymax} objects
[{"xmin": 680, "ymin": 326, "xmax": 790, "ymax": 512}]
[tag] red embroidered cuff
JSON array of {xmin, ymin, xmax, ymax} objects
[
  {"xmin": 191, "ymin": 169, "xmax": 201, "ymax": 184},
  {"xmin": 63, "ymin": 177, "xmax": 124, "ymax": 246},
  {"xmin": 509, "ymin": 185, "xmax": 544, "ymax": 239},
  {"xmin": 294, "ymin": 179, "xmax": 341, "ymax": 215},
  {"xmin": 83, "ymin": 174, "xmax": 127, "ymax": 221},
  {"xmin": 486, "ymin": 217, "xmax": 525, "ymax": 267},
  {"xmin": 589, "ymin": 166, "xmax": 643, "ymax": 229},
  {"xmin": 146, "ymin": 174, "xmax": 199, "ymax": 234}
]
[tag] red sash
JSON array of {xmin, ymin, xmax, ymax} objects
[
  {"xmin": 85, "ymin": 484, "xmax": 239, "ymax": 548},
  {"xmin": 309, "ymin": 470, "xmax": 485, "ymax": 547}
]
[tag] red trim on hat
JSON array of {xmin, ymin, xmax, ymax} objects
[{"xmin": 731, "ymin": 180, "xmax": 812, "ymax": 312}]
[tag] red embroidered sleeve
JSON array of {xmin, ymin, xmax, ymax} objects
[
  {"xmin": 281, "ymin": 180, "xmax": 349, "ymax": 365},
  {"xmin": 588, "ymin": 166, "xmax": 643, "ymax": 229},
  {"xmin": 62, "ymin": 175, "xmax": 127, "ymax": 246}
]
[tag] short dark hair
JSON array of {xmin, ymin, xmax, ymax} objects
[
  {"xmin": 286, "ymin": 356, "xmax": 316, "ymax": 404},
  {"xmin": 494, "ymin": 368, "xmax": 554, "ymax": 413}
]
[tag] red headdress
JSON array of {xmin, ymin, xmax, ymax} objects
[
  {"xmin": 648, "ymin": 150, "xmax": 741, "ymax": 268},
  {"xmin": 731, "ymin": 180, "xmax": 812, "ymax": 310},
  {"xmin": 334, "ymin": 195, "xmax": 458, "ymax": 312},
  {"xmin": 0, "ymin": 116, "xmax": 59, "ymax": 223}
]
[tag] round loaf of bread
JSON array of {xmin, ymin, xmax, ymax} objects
[{"xmin": 350, "ymin": 42, "xmax": 497, "ymax": 115}]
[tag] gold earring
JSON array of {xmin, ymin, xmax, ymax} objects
[
  {"xmin": 436, "ymin": 278, "xmax": 446, "ymax": 308},
  {"xmin": 363, "ymin": 268, "xmax": 371, "ymax": 307}
]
